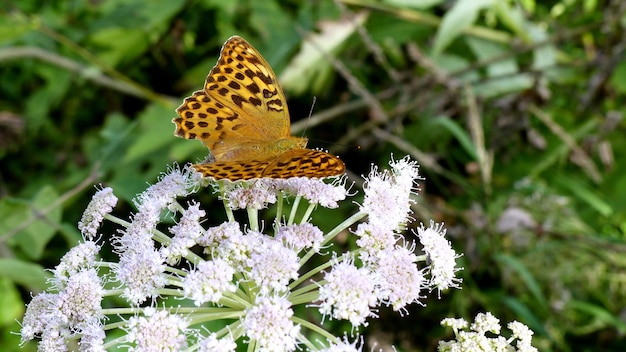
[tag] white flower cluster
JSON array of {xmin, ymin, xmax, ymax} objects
[
  {"xmin": 439, "ymin": 312, "xmax": 538, "ymax": 352},
  {"xmin": 20, "ymin": 157, "xmax": 488, "ymax": 351}
]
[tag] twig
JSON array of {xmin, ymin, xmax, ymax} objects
[
  {"xmin": 0, "ymin": 163, "xmax": 102, "ymax": 243},
  {"xmin": 529, "ymin": 105, "xmax": 601, "ymax": 183},
  {"xmin": 464, "ymin": 86, "xmax": 493, "ymax": 195},
  {"xmin": 371, "ymin": 128, "xmax": 443, "ymax": 173},
  {"xmin": 298, "ymin": 28, "xmax": 389, "ymax": 122},
  {"xmin": 0, "ymin": 46, "xmax": 176, "ymax": 104},
  {"xmin": 333, "ymin": 0, "xmax": 402, "ymax": 83}
]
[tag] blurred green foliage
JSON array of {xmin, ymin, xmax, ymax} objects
[{"xmin": 1, "ymin": 0, "xmax": 626, "ymax": 350}]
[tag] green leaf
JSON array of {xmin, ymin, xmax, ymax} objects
[
  {"xmin": 135, "ymin": 0, "xmax": 185, "ymax": 30},
  {"xmin": 466, "ymin": 37, "xmax": 532, "ymax": 97},
  {"xmin": 428, "ymin": 117, "xmax": 478, "ymax": 160},
  {"xmin": 24, "ymin": 67, "xmax": 72, "ymax": 133},
  {"xmin": 432, "ymin": 0, "xmax": 495, "ymax": 56},
  {"xmin": 0, "ymin": 15, "xmax": 36, "ymax": 44},
  {"xmin": 466, "ymin": 37, "xmax": 512, "ymax": 75},
  {"xmin": 281, "ymin": 13, "xmax": 367, "ymax": 95},
  {"xmin": 609, "ymin": 60, "xmax": 626, "ymax": 94},
  {"xmin": 569, "ymin": 300, "xmax": 626, "ymax": 334},
  {"xmin": 0, "ymin": 276, "xmax": 25, "ymax": 324},
  {"xmin": 123, "ymin": 102, "xmax": 178, "ymax": 163},
  {"xmin": 170, "ymin": 139, "xmax": 206, "ymax": 164},
  {"xmin": 493, "ymin": 1, "xmax": 532, "ymax": 42},
  {"xmin": 1, "ymin": 186, "xmax": 62, "ymax": 259},
  {"xmin": 554, "ymin": 176, "xmax": 613, "ymax": 217},
  {"xmin": 528, "ymin": 25, "xmax": 556, "ymax": 71},
  {"xmin": 0, "ymin": 198, "xmax": 29, "ymax": 243},
  {"xmin": 501, "ymin": 296, "xmax": 549, "ymax": 336},
  {"xmin": 0, "ymin": 259, "xmax": 50, "ymax": 291},
  {"xmin": 496, "ymin": 254, "xmax": 548, "ymax": 308},
  {"xmin": 89, "ymin": 28, "xmax": 149, "ymax": 66}
]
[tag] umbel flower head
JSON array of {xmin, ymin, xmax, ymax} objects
[
  {"xmin": 21, "ymin": 156, "xmax": 474, "ymax": 351},
  {"xmin": 438, "ymin": 312, "xmax": 538, "ymax": 352}
]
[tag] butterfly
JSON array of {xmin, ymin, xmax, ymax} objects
[{"xmin": 172, "ymin": 36, "xmax": 345, "ymax": 181}]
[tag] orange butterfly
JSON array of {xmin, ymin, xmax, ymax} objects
[{"xmin": 173, "ymin": 36, "xmax": 345, "ymax": 181}]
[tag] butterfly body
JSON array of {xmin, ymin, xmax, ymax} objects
[
  {"xmin": 173, "ymin": 36, "xmax": 345, "ymax": 181},
  {"xmin": 207, "ymin": 136, "xmax": 309, "ymax": 162}
]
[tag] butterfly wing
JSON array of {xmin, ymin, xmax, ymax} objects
[
  {"xmin": 192, "ymin": 149, "xmax": 345, "ymax": 180},
  {"xmin": 174, "ymin": 36, "xmax": 291, "ymax": 161},
  {"xmin": 193, "ymin": 159, "xmax": 272, "ymax": 180},
  {"xmin": 261, "ymin": 149, "xmax": 346, "ymax": 178}
]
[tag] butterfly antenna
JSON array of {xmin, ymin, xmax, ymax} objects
[{"xmin": 302, "ymin": 96, "xmax": 317, "ymax": 137}]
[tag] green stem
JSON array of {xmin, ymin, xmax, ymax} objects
[
  {"xmin": 218, "ymin": 182, "xmax": 236, "ymax": 222},
  {"xmin": 288, "ymin": 196, "xmax": 302, "ymax": 225},
  {"xmin": 299, "ymin": 211, "xmax": 367, "ymax": 267},
  {"xmin": 247, "ymin": 206, "xmax": 259, "ymax": 232},
  {"xmin": 292, "ymin": 316, "xmax": 338, "ymax": 345},
  {"xmin": 299, "ymin": 202, "xmax": 317, "ymax": 224}
]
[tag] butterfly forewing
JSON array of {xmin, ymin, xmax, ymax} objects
[{"xmin": 204, "ymin": 37, "xmax": 290, "ymax": 143}]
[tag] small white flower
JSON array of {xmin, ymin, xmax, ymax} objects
[
  {"xmin": 126, "ymin": 308, "xmax": 189, "ymax": 352},
  {"xmin": 389, "ymin": 155, "xmax": 421, "ymax": 193},
  {"xmin": 471, "ymin": 312, "xmax": 501, "ymax": 335},
  {"xmin": 78, "ymin": 320, "xmax": 106, "ymax": 352},
  {"xmin": 21, "ymin": 293, "xmax": 60, "ymax": 342},
  {"xmin": 134, "ymin": 164, "xmax": 198, "ymax": 213},
  {"xmin": 225, "ymin": 180, "xmax": 277, "ymax": 210},
  {"xmin": 216, "ymin": 230, "xmax": 265, "ymax": 271},
  {"xmin": 441, "ymin": 317, "xmax": 469, "ymax": 331},
  {"xmin": 374, "ymin": 246, "xmax": 425, "ymax": 311},
  {"xmin": 197, "ymin": 221, "xmax": 243, "ymax": 250},
  {"xmin": 116, "ymin": 248, "xmax": 167, "ymax": 305},
  {"xmin": 197, "ymin": 332, "xmax": 237, "ymax": 352},
  {"xmin": 38, "ymin": 325, "xmax": 71, "ymax": 352},
  {"xmin": 319, "ymin": 335, "xmax": 364, "ymax": 352},
  {"xmin": 52, "ymin": 241, "xmax": 100, "ymax": 288},
  {"xmin": 277, "ymin": 177, "xmax": 347, "ymax": 208},
  {"xmin": 113, "ymin": 207, "xmax": 160, "ymax": 256},
  {"xmin": 508, "ymin": 321, "xmax": 537, "ymax": 352},
  {"xmin": 78, "ymin": 186, "xmax": 118, "ymax": 239},
  {"xmin": 163, "ymin": 201, "xmax": 206, "ymax": 265},
  {"xmin": 275, "ymin": 223, "xmax": 324, "ymax": 252},
  {"xmin": 360, "ymin": 156, "xmax": 419, "ymax": 232},
  {"xmin": 354, "ymin": 222, "xmax": 398, "ymax": 263},
  {"xmin": 318, "ymin": 258, "xmax": 378, "ymax": 327},
  {"xmin": 248, "ymin": 239, "xmax": 299, "ymax": 295},
  {"xmin": 182, "ymin": 258, "xmax": 236, "ymax": 306},
  {"xmin": 416, "ymin": 221, "xmax": 462, "ymax": 294},
  {"xmin": 58, "ymin": 269, "xmax": 103, "ymax": 327},
  {"xmin": 242, "ymin": 296, "xmax": 300, "ymax": 352},
  {"xmin": 438, "ymin": 312, "xmax": 537, "ymax": 352}
]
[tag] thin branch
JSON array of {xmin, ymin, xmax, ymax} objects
[
  {"xmin": 0, "ymin": 46, "xmax": 176, "ymax": 104},
  {"xmin": 0, "ymin": 164, "xmax": 102, "ymax": 243},
  {"xmin": 529, "ymin": 105, "xmax": 601, "ymax": 183},
  {"xmin": 298, "ymin": 28, "xmax": 389, "ymax": 123},
  {"xmin": 333, "ymin": 0, "xmax": 402, "ymax": 83},
  {"xmin": 464, "ymin": 86, "xmax": 493, "ymax": 195},
  {"xmin": 371, "ymin": 128, "xmax": 443, "ymax": 173}
]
